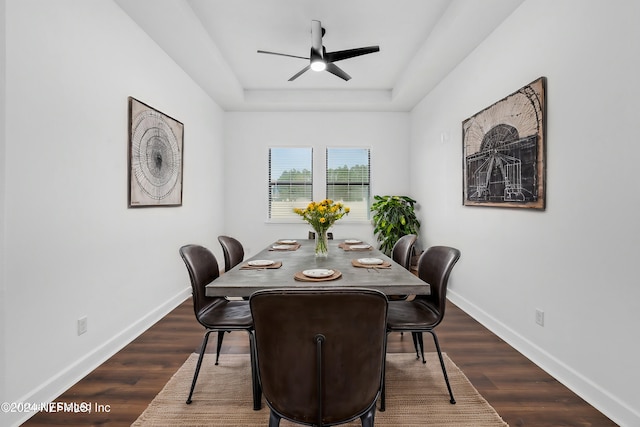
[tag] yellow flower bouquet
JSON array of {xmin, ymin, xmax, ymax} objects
[{"xmin": 294, "ymin": 199, "xmax": 349, "ymax": 256}]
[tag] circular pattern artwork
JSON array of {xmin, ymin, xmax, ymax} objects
[{"xmin": 128, "ymin": 98, "xmax": 183, "ymax": 206}]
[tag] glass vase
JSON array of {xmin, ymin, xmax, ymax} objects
[{"xmin": 314, "ymin": 229, "xmax": 329, "ymax": 257}]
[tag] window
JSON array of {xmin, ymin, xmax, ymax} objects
[
  {"xmin": 269, "ymin": 147, "xmax": 313, "ymax": 219},
  {"xmin": 326, "ymin": 148, "xmax": 371, "ymax": 220}
]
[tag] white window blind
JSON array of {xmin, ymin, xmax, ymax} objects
[
  {"xmin": 326, "ymin": 148, "xmax": 371, "ymax": 220},
  {"xmin": 269, "ymin": 147, "xmax": 313, "ymax": 219}
]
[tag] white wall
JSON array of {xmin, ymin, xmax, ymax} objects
[
  {"xmin": 409, "ymin": 1, "xmax": 640, "ymax": 425},
  {"xmin": 2, "ymin": 1, "xmax": 225, "ymax": 425},
  {"xmin": 0, "ymin": 0, "xmax": 7, "ymax": 408},
  {"xmin": 3, "ymin": 0, "xmax": 637, "ymax": 426},
  {"xmin": 223, "ymin": 112, "xmax": 410, "ymax": 256}
]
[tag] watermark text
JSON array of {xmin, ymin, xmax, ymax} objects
[{"xmin": 1, "ymin": 401, "xmax": 111, "ymax": 413}]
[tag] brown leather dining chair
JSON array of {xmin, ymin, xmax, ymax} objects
[
  {"xmin": 218, "ymin": 235, "xmax": 248, "ymax": 305},
  {"xmin": 384, "ymin": 245, "xmax": 461, "ymax": 408},
  {"xmin": 178, "ymin": 244, "xmax": 260, "ymax": 409},
  {"xmin": 250, "ymin": 288, "xmax": 388, "ymax": 427},
  {"xmin": 388, "ymin": 234, "xmax": 417, "ymax": 301},
  {"xmin": 391, "ymin": 234, "xmax": 417, "ymax": 272},
  {"xmin": 218, "ymin": 235, "xmax": 245, "ymax": 272},
  {"xmin": 308, "ymin": 231, "xmax": 334, "ymax": 240},
  {"xmin": 388, "ymin": 234, "xmax": 418, "ymax": 353}
]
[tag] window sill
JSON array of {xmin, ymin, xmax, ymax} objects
[{"xmin": 265, "ymin": 219, "xmax": 372, "ymax": 225}]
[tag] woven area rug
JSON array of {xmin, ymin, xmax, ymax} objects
[{"xmin": 133, "ymin": 352, "xmax": 507, "ymax": 426}]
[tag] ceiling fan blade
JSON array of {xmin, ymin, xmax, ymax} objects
[
  {"xmin": 324, "ymin": 46, "xmax": 380, "ymax": 63},
  {"xmin": 257, "ymin": 50, "xmax": 309, "ymax": 60},
  {"xmin": 325, "ymin": 63, "xmax": 351, "ymax": 81},
  {"xmin": 288, "ymin": 65, "xmax": 311, "ymax": 81}
]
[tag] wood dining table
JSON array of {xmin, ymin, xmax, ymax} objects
[{"xmin": 205, "ymin": 239, "xmax": 430, "ymax": 298}]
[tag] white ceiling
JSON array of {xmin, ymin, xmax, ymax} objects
[{"xmin": 115, "ymin": 0, "xmax": 524, "ymax": 112}]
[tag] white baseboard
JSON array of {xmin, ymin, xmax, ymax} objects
[
  {"xmin": 447, "ymin": 290, "xmax": 639, "ymax": 427},
  {"xmin": 8, "ymin": 288, "xmax": 191, "ymax": 427}
]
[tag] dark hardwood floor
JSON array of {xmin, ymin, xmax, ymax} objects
[{"xmin": 23, "ymin": 299, "xmax": 616, "ymax": 427}]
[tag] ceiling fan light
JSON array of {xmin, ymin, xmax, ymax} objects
[{"xmin": 310, "ymin": 60, "xmax": 326, "ymax": 72}]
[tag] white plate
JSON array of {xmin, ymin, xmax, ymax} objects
[
  {"xmin": 357, "ymin": 258, "xmax": 384, "ymax": 265},
  {"xmin": 272, "ymin": 245, "xmax": 292, "ymax": 250},
  {"xmin": 350, "ymin": 244, "xmax": 370, "ymax": 250},
  {"xmin": 344, "ymin": 239, "xmax": 362, "ymax": 244},
  {"xmin": 302, "ymin": 269, "xmax": 335, "ymax": 278},
  {"xmin": 277, "ymin": 239, "xmax": 297, "ymax": 244},
  {"xmin": 248, "ymin": 260, "xmax": 275, "ymax": 267}
]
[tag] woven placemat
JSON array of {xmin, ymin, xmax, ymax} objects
[
  {"xmin": 338, "ymin": 243, "xmax": 373, "ymax": 251},
  {"xmin": 239, "ymin": 261, "xmax": 282, "ymax": 270},
  {"xmin": 351, "ymin": 259, "xmax": 392, "ymax": 268},
  {"xmin": 268, "ymin": 244, "xmax": 301, "ymax": 251},
  {"xmin": 293, "ymin": 270, "xmax": 342, "ymax": 282}
]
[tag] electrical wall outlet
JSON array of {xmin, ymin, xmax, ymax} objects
[
  {"xmin": 77, "ymin": 316, "xmax": 88, "ymax": 335},
  {"xmin": 535, "ymin": 309, "xmax": 544, "ymax": 327}
]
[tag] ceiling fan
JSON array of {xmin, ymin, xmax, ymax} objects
[{"xmin": 257, "ymin": 20, "xmax": 380, "ymax": 81}]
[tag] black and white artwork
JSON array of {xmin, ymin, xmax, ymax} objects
[
  {"xmin": 128, "ymin": 97, "xmax": 184, "ymax": 207},
  {"xmin": 462, "ymin": 77, "xmax": 546, "ymax": 209}
]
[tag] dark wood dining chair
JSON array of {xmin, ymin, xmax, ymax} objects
[
  {"xmin": 178, "ymin": 244, "xmax": 260, "ymax": 409},
  {"xmin": 250, "ymin": 288, "xmax": 388, "ymax": 427},
  {"xmin": 383, "ymin": 245, "xmax": 461, "ymax": 409}
]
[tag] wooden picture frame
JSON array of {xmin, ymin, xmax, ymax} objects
[
  {"xmin": 128, "ymin": 97, "xmax": 184, "ymax": 207},
  {"xmin": 462, "ymin": 77, "xmax": 546, "ymax": 209}
]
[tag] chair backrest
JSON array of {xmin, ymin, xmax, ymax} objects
[
  {"xmin": 415, "ymin": 246, "xmax": 461, "ymax": 324},
  {"xmin": 178, "ymin": 244, "xmax": 223, "ymax": 319},
  {"xmin": 250, "ymin": 289, "xmax": 388, "ymax": 426},
  {"xmin": 391, "ymin": 234, "xmax": 417, "ymax": 271},
  {"xmin": 218, "ymin": 235, "xmax": 244, "ymax": 272},
  {"xmin": 308, "ymin": 231, "xmax": 334, "ymax": 240}
]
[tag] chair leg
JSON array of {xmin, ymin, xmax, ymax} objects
[
  {"xmin": 268, "ymin": 410, "xmax": 281, "ymax": 427},
  {"xmin": 186, "ymin": 330, "xmax": 213, "ymax": 404},
  {"xmin": 360, "ymin": 403, "xmax": 376, "ymax": 427},
  {"xmin": 249, "ymin": 331, "xmax": 262, "ymax": 410},
  {"xmin": 411, "ymin": 332, "xmax": 421, "ymax": 360},
  {"xmin": 380, "ymin": 332, "xmax": 388, "ymax": 412},
  {"xmin": 215, "ymin": 330, "xmax": 226, "ymax": 365},
  {"xmin": 428, "ymin": 330, "xmax": 456, "ymax": 404},
  {"xmin": 413, "ymin": 332, "xmax": 426, "ymax": 363}
]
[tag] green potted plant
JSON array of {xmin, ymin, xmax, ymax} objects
[{"xmin": 370, "ymin": 195, "xmax": 420, "ymax": 256}]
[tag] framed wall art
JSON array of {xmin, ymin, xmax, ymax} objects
[
  {"xmin": 128, "ymin": 97, "xmax": 184, "ymax": 207},
  {"xmin": 462, "ymin": 77, "xmax": 546, "ymax": 209}
]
